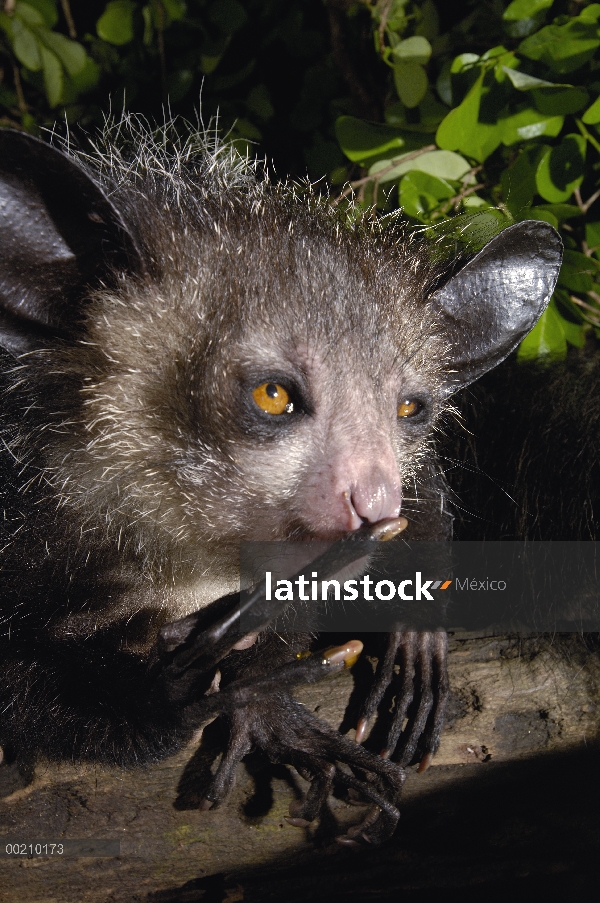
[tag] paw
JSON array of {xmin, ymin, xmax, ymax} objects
[
  {"xmin": 355, "ymin": 630, "xmax": 449, "ymax": 768},
  {"xmin": 197, "ymin": 690, "xmax": 405, "ymax": 844}
]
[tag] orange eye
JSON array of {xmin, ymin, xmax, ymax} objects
[
  {"xmin": 398, "ymin": 399, "xmax": 421, "ymax": 419},
  {"xmin": 252, "ymin": 382, "xmax": 292, "ymax": 415}
]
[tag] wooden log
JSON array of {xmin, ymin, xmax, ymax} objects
[{"xmin": 1, "ymin": 633, "xmax": 599, "ymax": 902}]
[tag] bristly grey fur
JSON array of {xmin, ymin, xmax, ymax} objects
[
  {"xmin": 0, "ymin": 116, "xmax": 560, "ymax": 782},
  {"xmin": 2, "ymin": 118, "xmax": 451, "ymax": 633}
]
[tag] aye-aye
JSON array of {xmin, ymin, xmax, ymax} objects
[{"xmin": 0, "ymin": 121, "xmax": 562, "ymax": 844}]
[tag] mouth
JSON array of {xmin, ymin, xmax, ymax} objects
[
  {"xmin": 362, "ymin": 516, "xmax": 408, "ymax": 542},
  {"xmin": 283, "ymin": 515, "xmax": 408, "ymax": 544}
]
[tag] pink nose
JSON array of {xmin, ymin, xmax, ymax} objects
[
  {"xmin": 352, "ymin": 474, "xmax": 402, "ymax": 524},
  {"xmin": 300, "ymin": 443, "xmax": 402, "ymax": 539},
  {"xmin": 340, "ymin": 470, "xmax": 402, "ymax": 532}
]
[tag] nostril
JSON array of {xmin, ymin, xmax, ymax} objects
[
  {"xmin": 342, "ymin": 490, "xmax": 365, "ymax": 532},
  {"xmin": 350, "ymin": 481, "xmax": 402, "ymax": 526}
]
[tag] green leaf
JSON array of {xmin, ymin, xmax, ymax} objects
[
  {"xmin": 501, "ymin": 147, "xmax": 540, "ymax": 215},
  {"xmin": 579, "ymin": 4, "xmax": 600, "ymax": 22},
  {"xmin": 409, "ymin": 170, "xmax": 454, "ymax": 199},
  {"xmin": 145, "ymin": 0, "xmax": 185, "ymax": 29},
  {"xmin": 370, "ymin": 148, "xmax": 471, "ymax": 183},
  {"xmin": 452, "ymin": 210, "xmax": 513, "ymax": 251},
  {"xmin": 481, "ymin": 45, "xmax": 514, "ymax": 62},
  {"xmin": 560, "ymin": 317, "xmax": 585, "ymax": 348},
  {"xmin": 525, "ymin": 206, "xmax": 558, "ymax": 228},
  {"xmin": 40, "ymin": 43, "xmax": 62, "ymax": 106},
  {"xmin": 385, "ymin": 92, "xmax": 447, "ymax": 132},
  {"xmin": 399, "ymin": 170, "xmax": 454, "ymax": 219},
  {"xmin": 535, "ymin": 134, "xmax": 586, "ymax": 203},
  {"xmin": 231, "ymin": 117, "xmax": 261, "ymax": 141},
  {"xmin": 436, "ymin": 71, "xmax": 501, "ymax": 163},
  {"xmin": 518, "ymin": 16, "xmax": 600, "ymax": 75},
  {"xmin": 553, "ymin": 289, "xmax": 586, "ymax": 346},
  {"xmin": 532, "ymin": 86, "xmax": 588, "ymax": 115},
  {"xmin": 536, "ymin": 204, "xmax": 581, "ymax": 220},
  {"xmin": 12, "ymin": 18, "xmax": 42, "ymax": 71},
  {"xmin": 38, "ymin": 29, "xmax": 86, "ymax": 76},
  {"xmin": 518, "ymin": 301, "xmax": 567, "ymax": 359},
  {"xmin": 207, "ymin": 0, "xmax": 247, "ymax": 33},
  {"xmin": 503, "ymin": 0, "xmax": 553, "ymax": 20},
  {"xmin": 502, "ymin": 68, "xmax": 590, "ymax": 113},
  {"xmin": 392, "ymin": 36, "xmax": 432, "ymax": 64},
  {"xmin": 416, "ymin": 0, "xmax": 439, "ymax": 40},
  {"xmin": 413, "ymin": 149, "xmax": 472, "ymax": 180},
  {"xmin": 501, "ymin": 66, "xmax": 554, "ymax": 89},
  {"xmin": 20, "ymin": 112, "xmax": 37, "ymax": 132},
  {"xmin": 96, "ymin": 0, "xmax": 135, "ymax": 46},
  {"xmin": 21, "ymin": 0, "xmax": 58, "ymax": 27},
  {"xmin": 336, "ymin": 116, "xmax": 419, "ymax": 164},
  {"xmin": 68, "ymin": 54, "xmax": 100, "ymax": 94},
  {"xmin": 563, "ymin": 248, "xmax": 600, "ymax": 276},
  {"xmin": 450, "ymin": 53, "xmax": 480, "ymax": 73},
  {"xmin": 0, "ymin": 11, "xmax": 14, "ymax": 38},
  {"xmin": 586, "ymin": 222, "xmax": 600, "ymax": 256},
  {"xmin": 394, "ymin": 60, "xmax": 428, "ymax": 108},
  {"xmin": 463, "ymin": 195, "xmax": 488, "ymax": 208},
  {"xmin": 200, "ymin": 55, "xmax": 222, "ymax": 75},
  {"xmin": 582, "ymin": 95, "xmax": 600, "ymax": 124},
  {"xmin": 161, "ymin": 0, "xmax": 185, "ymax": 22},
  {"xmin": 503, "ymin": 0, "xmax": 553, "ymax": 38},
  {"xmin": 436, "ymin": 59, "xmax": 452, "ymax": 105},
  {"xmin": 246, "ymin": 84, "xmax": 274, "ymax": 121},
  {"xmin": 558, "ymin": 264, "xmax": 593, "ymax": 293},
  {"xmin": 498, "ymin": 107, "xmax": 563, "ymax": 144},
  {"xmin": 14, "ymin": 2, "xmax": 45, "ymax": 25},
  {"xmin": 418, "ymin": 91, "xmax": 450, "ymax": 130}
]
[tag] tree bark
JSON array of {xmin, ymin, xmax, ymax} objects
[{"xmin": 1, "ymin": 632, "xmax": 599, "ymax": 902}]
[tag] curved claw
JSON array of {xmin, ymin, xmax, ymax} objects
[
  {"xmin": 417, "ymin": 750, "xmax": 435, "ymax": 773},
  {"xmin": 355, "ymin": 630, "xmax": 405, "ymax": 739},
  {"xmin": 285, "ymin": 816, "xmax": 312, "ymax": 828},
  {"xmin": 193, "ymin": 687, "xmax": 404, "ymax": 842},
  {"xmin": 356, "ymin": 630, "xmax": 449, "ymax": 770},
  {"xmin": 355, "ymin": 717, "xmax": 369, "ymax": 744},
  {"xmin": 336, "ymin": 836, "xmax": 363, "ymax": 849},
  {"xmin": 336, "ymin": 802, "xmax": 398, "ymax": 847}
]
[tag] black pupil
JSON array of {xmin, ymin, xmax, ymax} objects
[{"xmin": 266, "ymin": 383, "xmax": 279, "ymax": 398}]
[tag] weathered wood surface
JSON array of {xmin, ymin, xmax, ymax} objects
[{"xmin": 1, "ymin": 632, "xmax": 599, "ymax": 902}]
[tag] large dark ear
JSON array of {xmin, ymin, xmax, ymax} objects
[
  {"xmin": 0, "ymin": 129, "xmax": 143, "ymax": 355},
  {"xmin": 430, "ymin": 221, "xmax": 563, "ymax": 393}
]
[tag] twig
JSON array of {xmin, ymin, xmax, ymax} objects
[
  {"xmin": 376, "ymin": 0, "xmax": 393, "ymax": 55},
  {"xmin": 573, "ymin": 186, "xmax": 600, "ymax": 215},
  {"xmin": 454, "ymin": 183, "xmax": 485, "ymax": 210},
  {"xmin": 0, "ymin": 115, "xmax": 22, "ymax": 128},
  {"xmin": 12, "ymin": 62, "xmax": 26, "ymax": 114},
  {"xmin": 335, "ymin": 143, "xmax": 436, "ymax": 203},
  {"xmin": 576, "ymin": 118, "xmax": 600, "ymax": 156},
  {"xmin": 570, "ymin": 293, "xmax": 600, "ymax": 326},
  {"xmin": 582, "ymin": 240, "xmax": 600, "ymax": 258},
  {"xmin": 431, "ymin": 166, "xmax": 484, "ymax": 218},
  {"xmin": 60, "ymin": 0, "xmax": 77, "ymax": 39}
]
